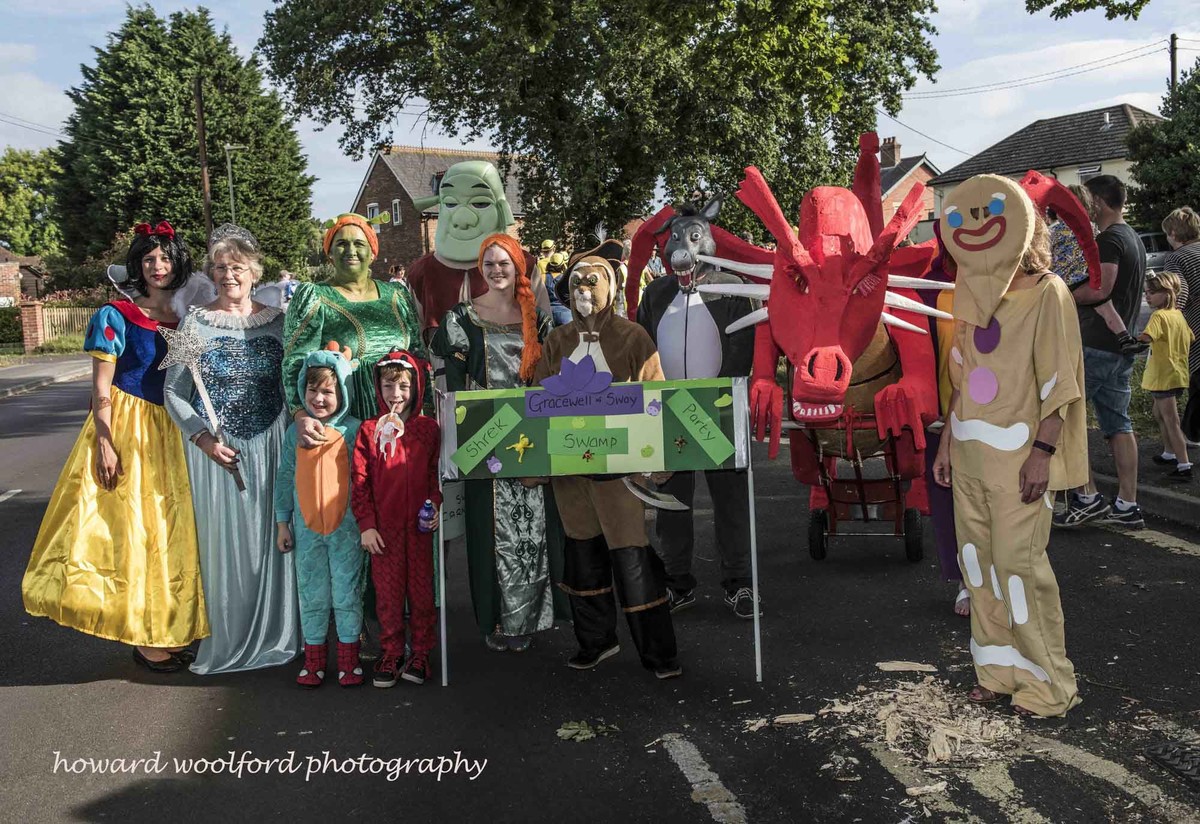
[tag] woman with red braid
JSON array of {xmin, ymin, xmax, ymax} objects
[{"xmin": 431, "ymin": 233, "xmax": 564, "ymax": 652}]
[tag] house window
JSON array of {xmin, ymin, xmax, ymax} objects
[
  {"xmin": 366, "ymin": 202, "xmax": 379, "ymax": 225},
  {"xmin": 392, "ymin": 199, "xmax": 402, "ymax": 227},
  {"xmin": 1077, "ymin": 165, "xmax": 1101, "ymax": 183}
]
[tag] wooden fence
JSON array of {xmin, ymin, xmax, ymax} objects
[{"xmin": 43, "ymin": 307, "xmax": 93, "ymax": 341}]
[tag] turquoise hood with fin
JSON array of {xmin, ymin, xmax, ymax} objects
[{"xmin": 297, "ymin": 346, "xmax": 357, "ymax": 430}]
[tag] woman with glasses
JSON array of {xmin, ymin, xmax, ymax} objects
[
  {"xmin": 164, "ymin": 224, "xmax": 301, "ymax": 673},
  {"xmin": 430, "ymin": 233, "xmax": 564, "ymax": 653}
]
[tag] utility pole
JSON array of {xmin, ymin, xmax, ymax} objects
[
  {"xmin": 224, "ymin": 143, "xmax": 248, "ymax": 225},
  {"xmin": 194, "ymin": 75, "xmax": 213, "ymax": 242},
  {"xmin": 1170, "ymin": 33, "xmax": 1178, "ymax": 95}
]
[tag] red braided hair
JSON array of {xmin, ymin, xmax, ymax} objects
[{"xmin": 477, "ymin": 233, "xmax": 542, "ymax": 383}]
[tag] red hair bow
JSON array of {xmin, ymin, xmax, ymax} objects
[{"xmin": 134, "ymin": 220, "xmax": 175, "ymax": 240}]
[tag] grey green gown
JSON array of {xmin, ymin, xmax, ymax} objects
[
  {"xmin": 431, "ymin": 304, "xmax": 567, "ymax": 637},
  {"xmin": 164, "ymin": 305, "xmax": 301, "ymax": 673}
]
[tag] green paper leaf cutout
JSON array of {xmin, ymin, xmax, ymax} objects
[
  {"xmin": 713, "ymin": 394, "xmax": 733, "ymax": 408},
  {"xmin": 455, "ymin": 405, "xmax": 467, "ymax": 424}
]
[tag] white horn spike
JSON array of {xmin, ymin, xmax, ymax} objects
[
  {"xmin": 697, "ymin": 283, "xmax": 771, "ymax": 301},
  {"xmin": 888, "ymin": 275, "xmax": 955, "ymax": 291},
  {"xmin": 881, "ymin": 312, "xmax": 928, "ymax": 335},
  {"xmin": 725, "ymin": 307, "xmax": 770, "ymax": 334},
  {"xmin": 884, "ymin": 291, "xmax": 954, "ymax": 320},
  {"xmin": 697, "ymin": 255, "xmax": 774, "ymax": 280}
]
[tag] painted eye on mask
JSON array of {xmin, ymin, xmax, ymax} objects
[
  {"xmin": 471, "ymin": 198, "xmax": 493, "ymax": 210},
  {"xmin": 443, "ymin": 199, "xmax": 459, "ymax": 209},
  {"xmin": 945, "ymin": 206, "xmax": 963, "ymax": 228},
  {"xmin": 986, "ymin": 194, "xmax": 1006, "ymax": 216}
]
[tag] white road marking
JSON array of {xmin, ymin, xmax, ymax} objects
[
  {"xmin": 1025, "ymin": 734, "xmax": 1200, "ymax": 824},
  {"xmin": 862, "ymin": 742, "xmax": 981, "ymax": 822},
  {"xmin": 960, "ymin": 762, "xmax": 1052, "ymax": 824},
  {"xmin": 0, "ymin": 489, "xmax": 21, "ymax": 504},
  {"xmin": 1101, "ymin": 525, "xmax": 1200, "ymax": 559},
  {"xmin": 660, "ymin": 734, "xmax": 748, "ymax": 824}
]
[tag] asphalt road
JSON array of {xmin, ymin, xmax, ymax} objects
[{"xmin": 2, "ymin": 380, "xmax": 1199, "ymax": 823}]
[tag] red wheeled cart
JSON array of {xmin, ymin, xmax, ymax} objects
[{"xmin": 784, "ymin": 412, "xmax": 924, "ymax": 564}]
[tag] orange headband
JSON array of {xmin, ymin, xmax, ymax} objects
[{"xmin": 323, "ymin": 215, "xmax": 378, "ymax": 258}]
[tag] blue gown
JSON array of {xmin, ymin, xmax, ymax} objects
[{"xmin": 164, "ymin": 305, "xmax": 300, "ymax": 673}]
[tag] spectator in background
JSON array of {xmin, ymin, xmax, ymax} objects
[
  {"xmin": 1138, "ymin": 271, "xmax": 1194, "ymax": 479},
  {"xmin": 388, "ymin": 264, "xmax": 408, "ymax": 288},
  {"xmin": 1055, "ymin": 176, "xmax": 1147, "ymax": 529},
  {"xmin": 1163, "ymin": 208, "xmax": 1200, "ymax": 379}
]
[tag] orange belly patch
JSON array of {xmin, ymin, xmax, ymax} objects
[{"xmin": 296, "ymin": 429, "xmax": 349, "ymax": 535}]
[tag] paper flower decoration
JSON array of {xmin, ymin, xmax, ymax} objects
[
  {"xmin": 647, "ymin": 399, "xmax": 662, "ymax": 416},
  {"xmin": 486, "ymin": 456, "xmax": 503, "ymax": 474},
  {"xmin": 541, "ymin": 355, "xmax": 612, "ymax": 397}
]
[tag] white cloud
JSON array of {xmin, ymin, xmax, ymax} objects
[
  {"xmin": 0, "ymin": 71, "xmax": 71, "ymax": 151},
  {"xmin": 0, "ymin": 43, "xmax": 36, "ymax": 65}
]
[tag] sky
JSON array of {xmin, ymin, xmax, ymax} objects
[{"xmin": 0, "ymin": 0, "xmax": 1197, "ymax": 221}]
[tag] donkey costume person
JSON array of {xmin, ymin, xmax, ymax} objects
[
  {"xmin": 634, "ymin": 198, "xmax": 760, "ymax": 617},
  {"xmin": 533, "ymin": 243, "xmax": 681, "ymax": 679}
]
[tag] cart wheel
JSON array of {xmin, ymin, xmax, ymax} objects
[
  {"xmin": 903, "ymin": 508, "xmax": 924, "ymax": 563},
  {"xmin": 809, "ymin": 509, "xmax": 828, "ymax": 561}
]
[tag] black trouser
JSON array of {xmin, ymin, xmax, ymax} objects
[
  {"xmin": 655, "ymin": 469, "xmax": 751, "ymax": 594},
  {"xmin": 561, "ymin": 535, "xmax": 677, "ymax": 670}
]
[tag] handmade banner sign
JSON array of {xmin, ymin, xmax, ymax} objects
[{"xmin": 439, "ymin": 357, "xmax": 748, "ymax": 480}]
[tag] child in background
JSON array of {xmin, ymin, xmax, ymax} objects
[
  {"xmin": 352, "ymin": 349, "xmax": 442, "ymax": 686},
  {"xmin": 275, "ymin": 343, "xmax": 365, "ymax": 687},
  {"xmin": 1140, "ymin": 272, "xmax": 1195, "ymax": 480},
  {"xmin": 1052, "ymin": 184, "xmax": 1147, "ymax": 356}
]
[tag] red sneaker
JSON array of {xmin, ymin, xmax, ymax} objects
[
  {"xmin": 296, "ymin": 643, "xmax": 326, "ymax": 688},
  {"xmin": 337, "ymin": 641, "xmax": 364, "ymax": 687}
]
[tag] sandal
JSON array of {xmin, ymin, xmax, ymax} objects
[
  {"xmin": 968, "ymin": 686, "xmax": 1002, "ymax": 704},
  {"xmin": 954, "ymin": 586, "xmax": 971, "ymax": 618}
]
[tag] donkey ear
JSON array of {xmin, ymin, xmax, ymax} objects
[{"xmin": 701, "ymin": 196, "xmax": 723, "ymax": 223}]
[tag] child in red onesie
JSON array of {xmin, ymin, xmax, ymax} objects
[{"xmin": 352, "ymin": 349, "xmax": 442, "ymax": 686}]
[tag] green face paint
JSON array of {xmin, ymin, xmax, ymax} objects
[
  {"xmin": 430, "ymin": 161, "xmax": 514, "ymax": 264},
  {"xmin": 330, "ymin": 224, "xmax": 375, "ymax": 281}
]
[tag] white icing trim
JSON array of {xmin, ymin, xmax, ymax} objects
[
  {"xmin": 961, "ymin": 543, "xmax": 984, "ymax": 587},
  {"xmin": 1008, "ymin": 575, "xmax": 1029, "ymax": 625},
  {"xmin": 191, "ymin": 305, "xmax": 283, "ymax": 330},
  {"xmin": 990, "ymin": 565, "xmax": 1004, "ymax": 602},
  {"xmin": 950, "ymin": 413, "xmax": 1030, "ymax": 452},
  {"xmin": 1040, "ymin": 373, "xmax": 1058, "ymax": 401},
  {"xmin": 951, "ymin": 346, "xmax": 963, "ymax": 365},
  {"xmin": 970, "ymin": 638, "xmax": 1051, "ymax": 683}
]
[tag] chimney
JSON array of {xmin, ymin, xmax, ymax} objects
[
  {"xmin": 1101, "ymin": 111, "xmax": 1112, "ymax": 131},
  {"xmin": 880, "ymin": 137, "xmax": 901, "ymax": 168}
]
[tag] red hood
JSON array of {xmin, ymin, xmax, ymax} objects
[{"xmin": 371, "ymin": 348, "xmax": 428, "ymax": 418}]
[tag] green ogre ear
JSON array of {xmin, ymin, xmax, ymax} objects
[
  {"xmin": 497, "ymin": 198, "xmax": 514, "ymax": 229},
  {"xmin": 413, "ymin": 194, "xmax": 440, "ymax": 211},
  {"xmin": 321, "ymin": 219, "xmax": 337, "ymax": 230},
  {"xmin": 367, "ymin": 212, "xmax": 390, "ymax": 226}
]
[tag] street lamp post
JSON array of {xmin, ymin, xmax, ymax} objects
[{"xmin": 224, "ymin": 143, "xmax": 248, "ymax": 225}]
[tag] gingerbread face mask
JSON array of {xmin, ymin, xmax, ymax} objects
[{"xmin": 940, "ymin": 175, "xmax": 1035, "ymax": 328}]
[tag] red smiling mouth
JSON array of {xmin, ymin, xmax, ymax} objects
[{"xmin": 953, "ymin": 216, "xmax": 1006, "ymax": 251}]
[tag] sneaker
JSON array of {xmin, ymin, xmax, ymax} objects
[
  {"xmin": 372, "ymin": 654, "xmax": 401, "ymax": 688},
  {"xmin": 1052, "ymin": 493, "xmax": 1110, "ymax": 528},
  {"xmin": 1152, "ymin": 453, "xmax": 1178, "ymax": 466},
  {"xmin": 1102, "ymin": 502, "xmax": 1145, "ymax": 529},
  {"xmin": 401, "ymin": 653, "xmax": 429, "ymax": 685},
  {"xmin": 1166, "ymin": 466, "xmax": 1193, "ymax": 482},
  {"xmin": 567, "ymin": 643, "xmax": 620, "ymax": 670},
  {"xmin": 724, "ymin": 587, "xmax": 761, "ymax": 620},
  {"xmin": 668, "ymin": 589, "xmax": 696, "ymax": 614},
  {"xmin": 654, "ymin": 662, "xmax": 683, "ymax": 680}
]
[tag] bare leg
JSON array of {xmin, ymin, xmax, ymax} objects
[
  {"xmin": 1111, "ymin": 432, "xmax": 1139, "ymax": 502},
  {"xmin": 1159, "ymin": 397, "xmax": 1190, "ymax": 464},
  {"xmin": 1152, "ymin": 400, "xmax": 1170, "ymax": 454}
]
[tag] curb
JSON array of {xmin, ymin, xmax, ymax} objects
[
  {"xmin": 0, "ymin": 364, "xmax": 92, "ymax": 400},
  {"xmin": 1092, "ymin": 470, "xmax": 1200, "ymax": 529}
]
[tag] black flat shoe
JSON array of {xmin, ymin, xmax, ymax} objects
[
  {"xmin": 174, "ymin": 648, "xmax": 197, "ymax": 665},
  {"xmin": 132, "ymin": 648, "xmax": 183, "ymax": 673}
]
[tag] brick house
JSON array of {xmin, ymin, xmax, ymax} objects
[
  {"xmin": 878, "ymin": 137, "xmax": 942, "ymax": 243},
  {"xmin": 928, "ymin": 104, "xmax": 1163, "ymax": 212},
  {"xmin": 0, "ymin": 248, "xmax": 46, "ymax": 304},
  {"xmin": 350, "ymin": 146, "xmax": 526, "ymax": 278}
]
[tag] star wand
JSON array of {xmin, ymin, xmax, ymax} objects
[{"xmin": 159, "ymin": 322, "xmax": 247, "ymax": 492}]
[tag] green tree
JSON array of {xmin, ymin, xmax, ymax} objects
[
  {"xmin": 1024, "ymin": 0, "xmax": 1150, "ymax": 20},
  {"xmin": 260, "ymin": 1, "xmax": 938, "ymax": 247},
  {"xmin": 56, "ymin": 5, "xmax": 314, "ymax": 277},
  {"xmin": 1127, "ymin": 58, "xmax": 1200, "ymax": 230},
  {"xmin": 0, "ymin": 148, "xmax": 63, "ymax": 257}
]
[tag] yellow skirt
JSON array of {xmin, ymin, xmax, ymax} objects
[{"xmin": 22, "ymin": 387, "xmax": 209, "ymax": 646}]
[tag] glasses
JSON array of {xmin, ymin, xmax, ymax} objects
[{"xmin": 213, "ymin": 265, "xmax": 250, "ymax": 276}]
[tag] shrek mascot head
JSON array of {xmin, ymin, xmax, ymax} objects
[
  {"xmin": 322, "ymin": 211, "xmax": 391, "ymax": 282},
  {"xmin": 413, "ymin": 161, "xmax": 514, "ymax": 268}
]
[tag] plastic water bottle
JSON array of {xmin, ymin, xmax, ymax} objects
[{"xmin": 417, "ymin": 499, "xmax": 437, "ymax": 533}]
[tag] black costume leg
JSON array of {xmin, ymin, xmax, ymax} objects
[
  {"xmin": 654, "ymin": 471, "xmax": 698, "ymax": 593},
  {"xmin": 611, "ymin": 545, "xmax": 677, "ymax": 670},
  {"xmin": 560, "ymin": 535, "xmax": 618, "ymax": 652},
  {"xmin": 706, "ymin": 468, "xmax": 752, "ymax": 592}
]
